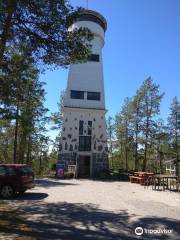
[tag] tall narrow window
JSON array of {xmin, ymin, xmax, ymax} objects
[
  {"xmin": 88, "ymin": 121, "xmax": 92, "ymax": 135},
  {"xmin": 79, "ymin": 120, "xmax": 84, "ymax": 135},
  {"xmin": 65, "ymin": 142, "xmax": 68, "ymax": 150},
  {"xmin": 79, "ymin": 136, "xmax": 91, "ymax": 151}
]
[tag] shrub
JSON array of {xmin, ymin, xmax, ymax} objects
[{"xmin": 64, "ymin": 172, "xmax": 74, "ymax": 179}]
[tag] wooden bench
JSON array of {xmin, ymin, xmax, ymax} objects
[{"xmin": 129, "ymin": 176, "xmax": 143, "ymax": 184}]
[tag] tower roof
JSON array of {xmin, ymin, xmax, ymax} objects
[{"xmin": 71, "ymin": 10, "xmax": 107, "ymax": 32}]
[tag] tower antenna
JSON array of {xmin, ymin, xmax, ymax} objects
[{"xmin": 86, "ymin": 0, "xmax": 89, "ymax": 9}]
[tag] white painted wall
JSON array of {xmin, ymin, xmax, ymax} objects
[
  {"xmin": 64, "ymin": 20, "xmax": 106, "ymax": 110},
  {"xmin": 60, "ymin": 15, "xmax": 108, "ymax": 161}
]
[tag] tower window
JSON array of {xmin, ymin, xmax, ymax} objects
[
  {"xmin": 87, "ymin": 92, "xmax": 101, "ymax": 101},
  {"xmin": 79, "ymin": 120, "xmax": 84, "ymax": 135},
  {"xmin": 65, "ymin": 142, "xmax": 68, "ymax": 150},
  {"xmin": 88, "ymin": 54, "xmax": 100, "ymax": 62},
  {"xmin": 71, "ymin": 90, "xmax": 84, "ymax": 99},
  {"xmin": 79, "ymin": 136, "xmax": 91, "ymax": 151},
  {"xmin": 88, "ymin": 121, "xmax": 92, "ymax": 135}
]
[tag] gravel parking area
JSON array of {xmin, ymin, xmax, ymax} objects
[{"xmin": 0, "ymin": 178, "xmax": 180, "ymax": 240}]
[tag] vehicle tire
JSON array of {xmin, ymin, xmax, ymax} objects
[{"xmin": 0, "ymin": 185, "xmax": 14, "ymax": 198}]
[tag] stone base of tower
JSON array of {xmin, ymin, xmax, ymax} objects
[
  {"xmin": 58, "ymin": 152, "xmax": 77, "ymax": 167},
  {"xmin": 91, "ymin": 153, "xmax": 109, "ymax": 178},
  {"xmin": 58, "ymin": 152, "xmax": 109, "ymax": 178}
]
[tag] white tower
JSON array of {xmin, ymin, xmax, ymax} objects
[{"xmin": 58, "ymin": 10, "xmax": 108, "ymax": 177}]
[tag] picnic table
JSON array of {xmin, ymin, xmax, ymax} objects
[
  {"xmin": 152, "ymin": 174, "xmax": 178, "ymax": 191},
  {"xmin": 129, "ymin": 172, "xmax": 154, "ymax": 185}
]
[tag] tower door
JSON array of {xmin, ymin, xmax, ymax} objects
[{"xmin": 78, "ymin": 156, "xmax": 91, "ymax": 178}]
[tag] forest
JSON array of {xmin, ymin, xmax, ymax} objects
[
  {"xmin": 107, "ymin": 78, "xmax": 180, "ymax": 175},
  {"xmin": 0, "ymin": 1, "xmax": 180, "ymax": 176},
  {"xmin": 0, "ymin": 0, "xmax": 92, "ymax": 175}
]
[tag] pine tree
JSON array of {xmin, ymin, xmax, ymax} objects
[
  {"xmin": 50, "ymin": 90, "xmax": 65, "ymax": 159},
  {"xmin": 0, "ymin": 0, "xmax": 93, "ymax": 67},
  {"xmin": 168, "ymin": 97, "xmax": 180, "ymax": 175},
  {"xmin": 115, "ymin": 98, "xmax": 133, "ymax": 171},
  {"xmin": 153, "ymin": 118, "xmax": 168, "ymax": 173},
  {"xmin": 0, "ymin": 47, "xmax": 49, "ymax": 164},
  {"xmin": 131, "ymin": 90, "xmax": 144, "ymax": 170},
  {"xmin": 0, "ymin": 119, "xmax": 14, "ymax": 163},
  {"xmin": 139, "ymin": 77, "xmax": 164, "ymax": 171}
]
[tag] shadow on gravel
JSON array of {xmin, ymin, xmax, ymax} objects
[
  {"xmin": 35, "ymin": 178, "xmax": 79, "ymax": 188},
  {"xmin": 0, "ymin": 192, "xmax": 48, "ymax": 201},
  {"xmin": 0, "ymin": 201, "xmax": 179, "ymax": 240},
  {"xmin": 12, "ymin": 192, "xmax": 49, "ymax": 201}
]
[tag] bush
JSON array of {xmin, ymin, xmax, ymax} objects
[
  {"xmin": 93, "ymin": 169, "xmax": 112, "ymax": 179},
  {"xmin": 51, "ymin": 163, "xmax": 56, "ymax": 171},
  {"xmin": 64, "ymin": 172, "xmax": 74, "ymax": 179}
]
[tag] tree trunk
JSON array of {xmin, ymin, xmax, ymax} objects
[
  {"xmin": 18, "ymin": 133, "xmax": 26, "ymax": 163},
  {"xmin": 110, "ymin": 142, "xmax": 113, "ymax": 168},
  {"xmin": 119, "ymin": 135, "xmax": 123, "ymax": 168},
  {"xmin": 125, "ymin": 120, "xmax": 128, "ymax": 171},
  {"xmin": 159, "ymin": 152, "xmax": 163, "ymax": 174},
  {"xmin": 175, "ymin": 113, "xmax": 179, "ymax": 176},
  {"xmin": 143, "ymin": 143, "xmax": 147, "ymax": 171},
  {"xmin": 39, "ymin": 152, "xmax": 42, "ymax": 174},
  {"xmin": 134, "ymin": 106, "xmax": 140, "ymax": 171},
  {"xmin": 3, "ymin": 139, "xmax": 9, "ymax": 163},
  {"xmin": 157, "ymin": 138, "xmax": 163, "ymax": 174},
  {"xmin": 125, "ymin": 146, "xmax": 128, "ymax": 171},
  {"xmin": 26, "ymin": 136, "xmax": 32, "ymax": 165},
  {"xmin": 143, "ymin": 117, "xmax": 149, "ymax": 172},
  {"xmin": 134, "ymin": 125, "xmax": 138, "ymax": 171},
  {"xmin": 143, "ymin": 97, "xmax": 150, "ymax": 171},
  {"xmin": 14, "ymin": 105, "xmax": 19, "ymax": 163}
]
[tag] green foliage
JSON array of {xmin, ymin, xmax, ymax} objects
[
  {"xmin": 64, "ymin": 172, "xmax": 74, "ymax": 179},
  {"xmin": 0, "ymin": 119, "xmax": 14, "ymax": 163},
  {"xmin": 167, "ymin": 97, "xmax": 180, "ymax": 175},
  {"xmin": 113, "ymin": 77, "xmax": 165, "ymax": 172},
  {"xmin": 114, "ymin": 97, "xmax": 134, "ymax": 171},
  {"xmin": 0, "ymin": 0, "xmax": 94, "ymax": 175},
  {"xmin": 51, "ymin": 163, "xmax": 57, "ymax": 171},
  {"xmin": 0, "ymin": 47, "xmax": 50, "ymax": 169},
  {"xmin": 139, "ymin": 77, "xmax": 164, "ymax": 170},
  {"xmin": 50, "ymin": 91, "xmax": 65, "ymax": 132},
  {"xmin": 110, "ymin": 79, "xmax": 179, "ymax": 175},
  {"xmin": 0, "ymin": 1, "xmax": 93, "ymax": 68}
]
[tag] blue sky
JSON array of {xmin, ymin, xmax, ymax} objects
[{"xmin": 40, "ymin": 0, "xmax": 180, "ymax": 138}]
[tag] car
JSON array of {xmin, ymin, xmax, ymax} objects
[{"xmin": 0, "ymin": 164, "xmax": 35, "ymax": 198}]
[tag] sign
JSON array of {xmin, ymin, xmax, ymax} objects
[{"xmin": 56, "ymin": 163, "xmax": 65, "ymax": 178}]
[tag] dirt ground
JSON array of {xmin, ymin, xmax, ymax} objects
[{"xmin": 0, "ymin": 178, "xmax": 180, "ymax": 240}]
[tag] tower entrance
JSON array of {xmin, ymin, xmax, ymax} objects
[{"xmin": 78, "ymin": 155, "xmax": 91, "ymax": 178}]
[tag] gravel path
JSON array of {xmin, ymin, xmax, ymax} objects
[{"xmin": 1, "ymin": 178, "xmax": 180, "ymax": 240}]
